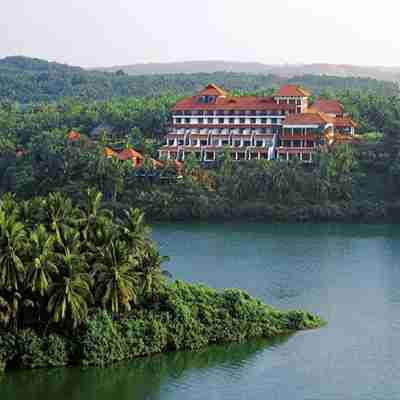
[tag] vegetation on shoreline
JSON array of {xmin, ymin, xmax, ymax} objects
[{"xmin": 0, "ymin": 191, "xmax": 324, "ymax": 372}]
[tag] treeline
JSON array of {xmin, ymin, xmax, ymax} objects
[
  {"xmin": 0, "ymin": 125, "xmax": 399, "ymax": 222},
  {"xmin": 1, "ymin": 56, "xmax": 398, "ymax": 103},
  {"xmin": 1, "ymin": 90, "xmax": 400, "ymax": 154}
]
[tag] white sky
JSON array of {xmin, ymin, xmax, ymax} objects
[{"xmin": 1, "ymin": 0, "xmax": 400, "ymax": 68}]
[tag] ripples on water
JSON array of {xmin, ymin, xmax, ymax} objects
[{"xmin": 2, "ymin": 223, "xmax": 400, "ymax": 400}]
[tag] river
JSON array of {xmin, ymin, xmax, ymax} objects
[{"xmin": 2, "ymin": 223, "xmax": 400, "ymax": 400}]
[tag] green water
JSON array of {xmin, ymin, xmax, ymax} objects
[{"xmin": 2, "ymin": 223, "xmax": 400, "ymax": 399}]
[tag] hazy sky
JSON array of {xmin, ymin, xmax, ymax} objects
[{"xmin": 2, "ymin": 0, "xmax": 400, "ymax": 68}]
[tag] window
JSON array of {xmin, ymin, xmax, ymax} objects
[
  {"xmin": 296, "ymin": 99, "xmax": 301, "ymax": 105},
  {"xmin": 200, "ymin": 140, "xmax": 208, "ymax": 146},
  {"xmin": 306, "ymin": 141, "xmax": 314, "ymax": 148},
  {"xmin": 239, "ymin": 118, "xmax": 246, "ymax": 124},
  {"xmin": 191, "ymin": 139, "xmax": 198, "ymax": 146},
  {"xmin": 244, "ymin": 140, "xmax": 251, "ymax": 147},
  {"xmin": 168, "ymin": 139, "xmax": 175, "ymax": 146},
  {"xmin": 205, "ymin": 152, "xmax": 215, "ymax": 161},
  {"xmin": 212, "ymin": 139, "xmax": 220, "ymax": 145},
  {"xmin": 293, "ymin": 140, "xmax": 302, "ymax": 148},
  {"xmin": 256, "ymin": 140, "xmax": 263, "ymax": 147},
  {"xmin": 237, "ymin": 152, "xmax": 246, "ymax": 160},
  {"xmin": 289, "ymin": 99, "xmax": 296, "ymax": 105},
  {"xmin": 221, "ymin": 140, "xmax": 229, "ymax": 146},
  {"xmin": 229, "ymin": 118, "xmax": 235, "ymax": 123},
  {"xmin": 250, "ymin": 118, "xmax": 257, "ymax": 124},
  {"xmin": 234, "ymin": 140, "xmax": 241, "ymax": 147},
  {"xmin": 207, "ymin": 118, "xmax": 213, "ymax": 124},
  {"xmin": 283, "ymin": 140, "xmax": 291, "ymax": 147},
  {"xmin": 218, "ymin": 118, "xmax": 225, "ymax": 124},
  {"xmin": 175, "ymin": 118, "xmax": 182, "ymax": 124},
  {"xmin": 198, "ymin": 118, "xmax": 204, "ymax": 124},
  {"xmin": 185, "ymin": 118, "xmax": 190, "ymax": 124},
  {"xmin": 178, "ymin": 139, "xmax": 184, "ymax": 146},
  {"xmin": 302, "ymin": 153, "xmax": 311, "ymax": 161},
  {"xmin": 260, "ymin": 128, "xmax": 267, "ymax": 134},
  {"xmin": 271, "ymin": 118, "xmax": 277, "ymax": 124},
  {"xmin": 206, "ymin": 110, "xmax": 214, "ymax": 116},
  {"xmin": 261, "ymin": 118, "xmax": 267, "ymax": 124}
]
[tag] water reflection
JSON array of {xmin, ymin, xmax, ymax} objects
[{"xmin": 1, "ymin": 336, "xmax": 291, "ymax": 400}]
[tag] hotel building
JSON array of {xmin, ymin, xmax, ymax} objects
[{"xmin": 159, "ymin": 84, "xmax": 357, "ymax": 163}]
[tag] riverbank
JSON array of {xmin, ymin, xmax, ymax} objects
[
  {"xmin": 0, "ymin": 281, "xmax": 324, "ymax": 372},
  {"xmin": 134, "ymin": 197, "xmax": 400, "ymax": 224}
]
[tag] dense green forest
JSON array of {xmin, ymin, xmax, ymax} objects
[
  {"xmin": 0, "ymin": 55, "xmax": 400, "ymax": 224},
  {"xmin": 1, "ymin": 56, "xmax": 399, "ymax": 103},
  {"xmin": 0, "ymin": 191, "xmax": 323, "ymax": 371}
]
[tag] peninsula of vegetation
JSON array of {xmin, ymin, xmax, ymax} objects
[{"xmin": 0, "ymin": 191, "xmax": 324, "ymax": 372}]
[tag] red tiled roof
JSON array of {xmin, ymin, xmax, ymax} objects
[
  {"xmin": 117, "ymin": 148, "xmax": 144, "ymax": 161},
  {"xmin": 273, "ymin": 85, "xmax": 311, "ymax": 97},
  {"xmin": 198, "ymin": 84, "xmax": 228, "ymax": 97},
  {"xmin": 333, "ymin": 116, "xmax": 358, "ymax": 128},
  {"xmin": 172, "ymin": 96, "xmax": 295, "ymax": 111},
  {"xmin": 68, "ymin": 130, "xmax": 81, "ymax": 141},
  {"xmin": 310, "ymin": 99, "xmax": 344, "ymax": 115},
  {"xmin": 283, "ymin": 112, "xmax": 331, "ymax": 126}
]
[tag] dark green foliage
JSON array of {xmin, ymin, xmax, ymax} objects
[
  {"xmin": 79, "ymin": 282, "xmax": 324, "ymax": 367},
  {"xmin": 0, "ymin": 56, "xmax": 398, "ymax": 103},
  {"xmin": 0, "ymin": 329, "xmax": 70, "ymax": 370}
]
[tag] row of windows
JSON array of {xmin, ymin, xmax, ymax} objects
[
  {"xmin": 167, "ymin": 139, "xmax": 316, "ymax": 148},
  {"xmin": 167, "ymin": 139, "xmax": 271, "ymax": 147},
  {"xmin": 174, "ymin": 109, "xmax": 288, "ymax": 116},
  {"xmin": 282, "ymin": 127, "xmax": 324, "ymax": 135},
  {"xmin": 175, "ymin": 127, "xmax": 280, "ymax": 134},
  {"xmin": 278, "ymin": 140, "xmax": 316, "ymax": 148},
  {"xmin": 277, "ymin": 99, "xmax": 303, "ymax": 105},
  {"xmin": 174, "ymin": 117, "xmax": 283, "ymax": 125}
]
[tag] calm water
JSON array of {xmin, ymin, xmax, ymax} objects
[{"xmin": 2, "ymin": 223, "xmax": 400, "ymax": 400}]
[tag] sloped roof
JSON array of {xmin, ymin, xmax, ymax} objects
[
  {"xmin": 117, "ymin": 148, "xmax": 144, "ymax": 161},
  {"xmin": 198, "ymin": 84, "xmax": 228, "ymax": 97},
  {"xmin": 172, "ymin": 96, "xmax": 295, "ymax": 111},
  {"xmin": 310, "ymin": 99, "xmax": 344, "ymax": 115},
  {"xmin": 273, "ymin": 85, "xmax": 311, "ymax": 97},
  {"xmin": 283, "ymin": 112, "xmax": 332, "ymax": 126},
  {"xmin": 68, "ymin": 130, "xmax": 81, "ymax": 141},
  {"xmin": 333, "ymin": 116, "xmax": 358, "ymax": 128}
]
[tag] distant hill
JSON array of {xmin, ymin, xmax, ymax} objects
[
  {"xmin": 0, "ymin": 56, "xmax": 399, "ymax": 103},
  {"xmin": 94, "ymin": 60, "xmax": 400, "ymax": 82}
]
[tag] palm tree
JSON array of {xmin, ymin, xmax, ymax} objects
[
  {"xmin": 27, "ymin": 225, "xmax": 58, "ymax": 296},
  {"xmin": 77, "ymin": 189, "xmax": 113, "ymax": 241},
  {"xmin": 0, "ymin": 209, "xmax": 26, "ymax": 291},
  {"xmin": 47, "ymin": 270, "xmax": 93, "ymax": 328},
  {"xmin": 119, "ymin": 208, "xmax": 150, "ymax": 257},
  {"xmin": 93, "ymin": 240, "xmax": 140, "ymax": 313},
  {"xmin": 45, "ymin": 193, "xmax": 77, "ymax": 243},
  {"xmin": 139, "ymin": 244, "xmax": 170, "ymax": 298}
]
